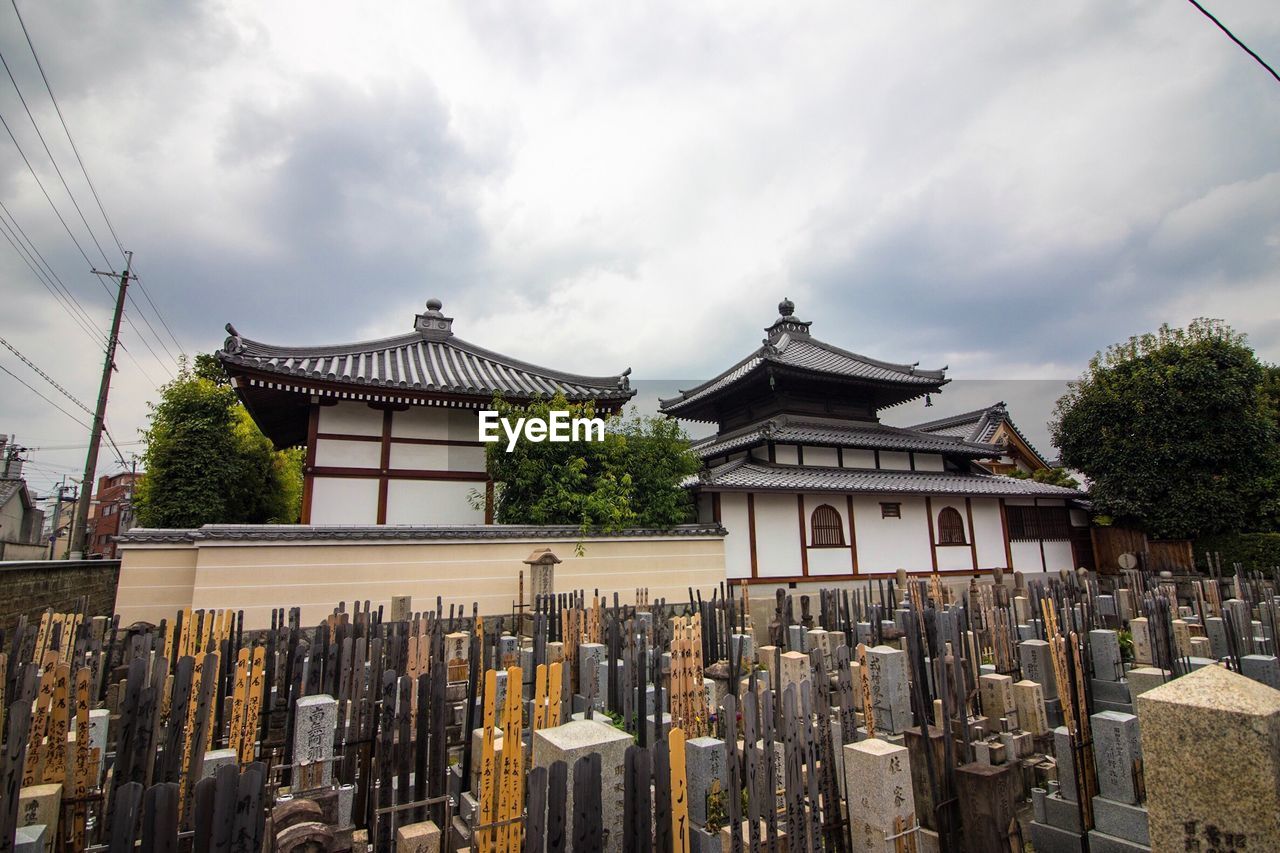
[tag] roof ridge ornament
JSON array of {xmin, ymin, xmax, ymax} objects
[
  {"xmin": 764, "ymin": 296, "xmax": 812, "ymax": 343},
  {"xmin": 223, "ymin": 323, "xmax": 243, "ymax": 354},
  {"xmin": 414, "ymin": 297, "xmax": 454, "ymax": 338}
]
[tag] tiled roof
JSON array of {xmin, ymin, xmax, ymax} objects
[
  {"xmin": 118, "ymin": 523, "xmax": 727, "ymax": 545},
  {"xmin": 217, "ymin": 299, "xmax": 635, "ymax": 404},
  {"xmin": 690, "ymin": 416, "xmax": 999, "ymax": 460},
  {"xmin": 660, "ymin": 301, "xmax": 946, "ymax": 418},
  {"xmin": 911, "ymin": 402, "xmax": 1051, "ymax": 469},
  {"xmin": 690, "ymin": 458, "xmax": 1082, "ymax": 497}
]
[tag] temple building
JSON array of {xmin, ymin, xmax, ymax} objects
[
  {"xmin": 911, "ymin": 401, "xmax": 1053, "ymax": 475},
  {"xmin": 218, "ymin": 299, "xmax": 635, "ymax": 525},
  {"xmin": 660, "ymin": 300, "xmax": 1086, "ymax": 581}
]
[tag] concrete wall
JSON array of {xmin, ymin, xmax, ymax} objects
[
  {"xmin": 115, "ymin": 527, "xmax": 726, "ymax": 629},
  {"xmin": 0, "ymin": 560, "xmax": 121, "ymax": 636}
]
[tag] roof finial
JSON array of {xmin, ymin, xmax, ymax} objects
[
  {"xmin": 778, "ymin": 297, "xmax": 795, "ymax": 317},
  {"xmin": 415, "ymin": 298, "xmax": 453, "ymax": 337}
]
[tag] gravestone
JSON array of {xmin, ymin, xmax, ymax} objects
[
  {"xmin": 1091, "ymin": 711, "xmax": 1142, "ymax": 805},
  {"xmin": 16, "ymin": 784, "xmax": 60, "ymax": 853},
  {"xmin": 390, "ymin": 596, "xmax": 412, "ymax": 623},
  {"xmin": 978, "ymin": 674, "xmax": 1015, "ymax": 721},
  {"xmin": 1204, "ymin": 617, "xmax": 1230, "ymax": 660},
  {"xmin": 1089, "ymin": 631, "xmax": 1123, "ymax": 682},
  {"xmin": 525, "ymin": 548, "xmax": 560, "ymax": 600},
  {"xmin": 955, "ymin": 761, "xmax": 1021, "ymax": 852},
  {"xmin": 1019, "ymin": 640, "xmax": 1058, "ymax": 700},
  {"xmin": 684, "ymin": 736, "xmax": 727, "ymax": 828},
  {"xmin": 843, "ymin": 739, "xmax": 915, "ymax": 852},
  {"xmin": 1137, "ymin": 663, "xmax": 1280, "ymax": 852},
  {"xmin": 1241, "ymin": 654, "xmax": 1280, "ymax": 690},
  {"xmin": 294, "ymin": 694, "xmax": 338, "ymax": 790},
  {"xmin": 1012, "ymin": 680, "xmax": 1048, "ymax": 736},
  {"xmin": 532, "ymin": 719, "xmax": 632, "ymax": 853},
  {"xmin": 866, "ymin": 645, "xmax": 912, "ymax": 734},
  {"xmin": 1129, "ymin": 618, "xmax": 1151, "ymax": 667},
  {"xmin": 777, "ymin": 651, "xmax": 809, "ymax": 698},
  {"xmin": 395, "ymin": 820, "xmax": 441, "ymax": 853}
]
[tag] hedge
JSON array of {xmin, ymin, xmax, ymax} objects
[{"xmin": 1194, "ymin": 532, "xmax": 1280, "ymax": 573}]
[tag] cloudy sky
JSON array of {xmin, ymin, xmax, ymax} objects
[{"xmin": 1, "ymin": 1, "xmax": 1277, "ymax": 497}]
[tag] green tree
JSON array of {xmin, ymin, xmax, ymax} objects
[
  {"xmin": 1008, "ymin": 467, "xmax": 1081, "ymax": 489},
  {"xmin": 1051, "ymin": 319, "xmax": 1280, "ymax": 539},
  {"xmin": 479, "ymin": 394, "xmax": 701, "ymax": 534},
  {"xmin": 135, "ymin": 357, "xmax": 303, "ymax": 527}
]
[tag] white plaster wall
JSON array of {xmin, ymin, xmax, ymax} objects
[
  {"xmin": 749, "ymin": 446, "xmax": 769, "ymax": 462},
  {"xmin": 720, "ymin": 493, "xmax": 752, "ymax": 579},
  {"xmin": 971, "ymin": 498, "xmax": 1008, "ymax": 569},
  {"xmin": 774, "ymin": 444, "xmax": 799, "ymax": 465},
  {"xmin": 310, "ymin": 477, "xmax": 379, "ymax": 524},
  {"xmin": 314, "ymin": 438, "xmax": 381, "ymax": 468},
  {"xmin": 879, "ymin": 451, "xmax": 911, "ymax": 470},
  {"xmin": 914, "ymin": 453, "xmax": 944, "ymax": 472},
  {"xmin": 388, "ymin": 443, "xmax": 449, "ymax": 471},
  {"xmin": 448, "ymin": 444, "xmax": 486, "ymax": 472},
  {"xmin": 318, "ymin": 401, "xmax": 382, "ymax": 435},
  {"xmin": 802, "ymin": 494, "xmax": 855, "ymax": 576},
  {"xmin": 1010, "ymin": 541, "xmax": 1045, "ymax": 572},
  {"xmin": 804, "ymin": 446, "xmax": 839, "ymax": 467},
  {"xmin": 393, "ymin": 406, "xmax": 450, "ymax": 440},
  {"xmin": 385, "ymin": 480, "xmax": 484, "ymax": 525},
  {"xmin": 842, "ymin": 449, "xmax": 876, "ymax": 469},
  {"xmin": 851, "ymin": 494, "xmax": 932, "ymax": 573},
  {"xmin": 931, "ymin": 497, "xmax": 973, "ymax": 572},
  {"xmin": 449, "ymin": 409, "xmax": 479, "ymax": 441},
  {"xmin": 753, "ymin": 493, "xmax": 802, "ymax": 577},
  {"xmin": 1043, "ymin": 540, "xmax": 1075, "ymax": 572}
]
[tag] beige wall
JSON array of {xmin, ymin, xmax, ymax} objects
[{"xmin": 116, "ymin": 531, "xmax": 726, "ymax": 629}]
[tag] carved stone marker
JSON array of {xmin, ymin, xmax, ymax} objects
[
  {"xmin": 293, "ymin": 694, "xmax": 337, "ymax": 791},
  {"xmin": 1137, "ymin": 664, "xmax": 1280, "ymax": 852}
]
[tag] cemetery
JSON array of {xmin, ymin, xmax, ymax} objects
[{"xmin": 0, "ymin": 559, "xmax": 1277, "ymax": 852}]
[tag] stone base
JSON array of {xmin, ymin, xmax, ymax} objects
[
  {"xmin": 1091, "ymin": 796, "xmax": 1149, "ymax": 846},
  {"xmin": 1043, "ymin": 792, "xmax": 1082, "ymax": 832},
  {"xmin": 719, "ymin": 820, "xmax": 787, "ymax": 852},
  {"xmin": 689, "ymin": 826, "xmax": 720, "ymax": 853},
  {"xmin": 1092, "ymin": 699, "xmax": 1135, "ymax": 716},
  {"xmin": 1090, "ymin": 679, "xmax": 1131, "ymax": 705},
  {"xmin": 1087, "ymin": 829, "xmax": 1151, "ymax": 852},
  {"xmin": 1030, "ymin": 820, "xmax": 1086, "ymax": 853}
]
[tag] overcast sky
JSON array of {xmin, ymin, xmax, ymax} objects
[{"xmin": 2, "ymin": 1, "xmax": 1277, "ymax": 497}]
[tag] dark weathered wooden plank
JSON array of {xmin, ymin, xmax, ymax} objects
[
  {"xmin": 107, "ymin": 781, "xmax": 144, "ymax": 853},
  {"xmin": 232, "ymin": 763, "xmax": 266, "ymax": 853},
  {"xmin": 0, "ymin": 702, "xmax": 32, "ymax": 853},
  {"xmin": 742, "ymin": 690, "xmax": 762, "ymax": 853},
  {"xmin": 525, "ymin": 764, "xmax": 549, "ymax": 853},
  {"xmin": 724, "ymin": 693, "xmax": 744, "ymax": 853},
  {"xmin": 140, "ymin": 781, "xmax": 179, "ymax": 853},
  {"xmin": 546, "ymin": 759, "xmax": 569, "ymax": 853},
  {"xmin": 208, "ymin": 763, "xmax": 239, "ymax": 853},
  {"xmin": 654, "ymin": 740, "xmax": 672, "ymax": 853}
]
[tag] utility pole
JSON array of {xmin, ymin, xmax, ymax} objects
[{"xmin": 69, "ymin": 251, "xmax": 134, "ymax": 559}]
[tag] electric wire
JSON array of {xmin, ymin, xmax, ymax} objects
[
  {"xmin": 0, "ymin": 334, "xmax": 93, "ymax": 415},
  {"xmin": 0, "ymin": 362, "xmax": 91, "ymax": 429},
  {"xmin": 0, "ymin": 199, "xmax": 105, "ymax": 341},
  {"xmin": 1186, "ymin": 0, "xmax": 1280, "ymax": 83},
  {"xmin": 0, "ymin": 215, "xmax": 105, "ymax": 346}
]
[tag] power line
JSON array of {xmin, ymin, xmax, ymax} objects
[
  {"xmin": 8, "ymin": 0, "xmax": 127, "ymax": 256},
  {"xmin": 8, "ymin": 3, "xmax": 188, "ymax": 360},
  {"xmin": 1186, "ymin": 0, "xmax": 1280, "ymax": 83},
  {"xmin": 0, "ymin": 106, "xmax": 96, "ymax": 268},
  {"xmin": 25, "ymin": 439, "xmax": 143, "ymax": 451},
  {"xmin": 0, "ymin": 44, "xmax": 114, "ymax": 267},
  {"xmin": 0, "ymin": 361, "xmax": 91, "ymax": 429},
  {"xmin": 0, "ymin": 199, "xmax": 105, "ymax": 341},
  {"xmin": 0, "ymin": 334, "xmax": 93, "ymax": 414},
  {"xmin": 0, "ymin": 214, "xmax": 105, "ymax": 346},
  {"xmin": 115, "ymin": 338, "xmax": 163, "ymax": 389}
]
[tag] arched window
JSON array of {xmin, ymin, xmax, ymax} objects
[
  {"xmin": 810, "ymin": 504, "xmax": 845, "ymax": 547},
  {"xmin": 937, "ymin": 506, "xmax": 966, "ymax": 545}
]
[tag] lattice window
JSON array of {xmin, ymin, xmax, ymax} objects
[
  {"xmin": 880, "ymin": 502, "xmax": 901, "ymax": 519},
  {"xmin": 810, "ymin": 504, "xmax": 845, "ymax": 547},
  {"xmin": 937, "ymin": 506, "xmax": 966, "ymax": 545},
  {"xmin": 1007, "ymin": 505, "xmax": 1071, "ymax": 541}
]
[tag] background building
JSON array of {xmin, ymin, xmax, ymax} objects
[
  {"xmin": 87, "ymin": 470, "xmax": 140, "ymax": 559},
  {"xmin": 0, "ymin": 436, "xmax": 46, "ymax": 561},
  {"xmin": 662, "ymin": 300, "xmax": 1087, "ymax": 582},
  {"xmin": 217, "ymin": 299, "xmax": 635, "ymax": 525},
  {"xmin": 912, "ymin": 401, "xmax": 1052, "ymax": 475}
]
